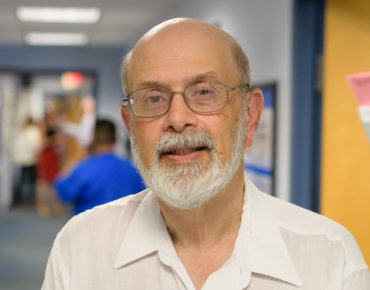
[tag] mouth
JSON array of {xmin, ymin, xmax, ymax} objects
[
  {"xmin": 163, "ymin": 146, "xmax": 207, "ymax": 156},
  {"xmin": 160, "ymin": 146, "xmax": 208, "ymax": 163}
]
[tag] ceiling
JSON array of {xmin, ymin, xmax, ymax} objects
[{"xmin": 0, "ymin": 0, "xmax": 178, "ymax": 47}]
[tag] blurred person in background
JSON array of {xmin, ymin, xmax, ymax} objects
[
  {"xmin": 12, "ymin": 116, "xmax": 42, "ymax": 206},
  {"xmin": 58, "ymin": 95, "xmax": 96, "ymax": 149},
  {"xmin": 54, "ymin": 119, "xmax": 145, "ymax": 215},
  {"xmin": 36, "ymin": 126, "xmax": 63, "ymax": 218}
]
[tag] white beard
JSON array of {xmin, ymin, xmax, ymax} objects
[{"xmin": 130, "ymin": 110, "xmax": 246, "ymax": 209}]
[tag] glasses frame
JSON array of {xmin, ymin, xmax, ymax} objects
[{"xmin": 122, "ymin": 82, "xmax": 250, "ymax": 118}]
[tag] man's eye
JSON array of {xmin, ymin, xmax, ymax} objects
[
  {"xmin": 198, "ymin": 89, "xmax": 213, "ymax": 95},
  {"xmin": 147, "ymin": 95, "xmax": 161, "ymax": 103},
  {"xmin": 143, "ymin": 93, "xmax": 167, "ymax": 104},
  {"xmin": 193, "ymin": 87, "xmax": 217, "ymax": 97}
]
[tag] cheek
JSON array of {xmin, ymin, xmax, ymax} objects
[
  {"xmin": 220, "ymin": 109, "xmax": 242, "ymax": 159},
  {"xmin": 218, "ymin": 127, "xmax": 235, "ymax": 162},
  {"xmin": 133, "ymin": 122, "xmax": 161, "ymax": 165},
  {"xmin": 206, "ymin": 116, "xmax": 235, "ymax": 162}
]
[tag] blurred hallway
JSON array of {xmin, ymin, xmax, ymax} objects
[{"xmin": 0, "ymin": 206, "xmax": 71, "ymax": 290}]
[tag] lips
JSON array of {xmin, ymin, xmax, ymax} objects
[{"xmin": 164, "ymin": 146, "xmax": 207, "ymax": 156}]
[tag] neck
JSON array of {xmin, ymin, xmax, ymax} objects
[
  {"xmin": 92, "ymin": 144, "xmax": 114, "ymax": 154},
  {"xmin": 158, "ymin": 165, "xmax": 245, "ymax": 249}
]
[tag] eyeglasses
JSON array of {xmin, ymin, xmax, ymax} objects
[{"xmin": 122, "ymin": 82, "xmax": 250, "ymax": 118}]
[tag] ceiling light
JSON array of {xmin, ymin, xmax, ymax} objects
[
  {"xmin": 25, "ymin": 32, "xmax": 89, "ymax": 46},
  {"xmin": 16, "ymin": 6, "xmax": 101, "ymax": 23}
]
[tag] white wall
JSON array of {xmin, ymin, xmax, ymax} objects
[
  {"xmin": 149, "ymin": 0, "xmax": 294, "ymax": 200},
  {"xmin": 0, "ymin": 74, "xmax": 19, "ymax": 210}
]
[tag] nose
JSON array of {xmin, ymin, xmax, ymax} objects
[{"xmin": 163, "ymin": 92, "xmax": 198, "ymax": 132}]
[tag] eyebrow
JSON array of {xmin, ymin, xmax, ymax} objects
[
  {"xmin": 135, "ymin": 71, "xmax": 220, "ymax": 91},
  {"xmin": 188, "ymin": 71, "xmax": 220, "ymax": 83}
]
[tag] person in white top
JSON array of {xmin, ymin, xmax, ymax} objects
[
  {"xmin": 12, "ymin": 116, "xmax": 42, "ymax": 205},
  {"xmin": 59, "ymin": 96, "xmax": 96, "ymax": 147},
  {"xmin": 42, "ymin": 18, "xmax": 369, "ymax": 289}
]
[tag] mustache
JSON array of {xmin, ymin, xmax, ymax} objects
[{"xmin": 154, "ymin": 129, "xmax": 216, "ymax": 155}]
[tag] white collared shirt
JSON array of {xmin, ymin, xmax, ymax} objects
[{"xmin": 42, "ymin": 174, "xmax": 369, "ymax": 289}]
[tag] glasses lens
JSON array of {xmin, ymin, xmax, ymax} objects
[
  {"xmin": 132, "ymin": 88, "xmax": 170, "ymax": 117},
  {"xmin": 185, "ymin": 82, "xmax": 227, "ymax": 112}
]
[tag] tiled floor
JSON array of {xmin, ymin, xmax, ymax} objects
[{"xmin": 0, "ymin": 206, "xmax": 71, "ymax": 290}]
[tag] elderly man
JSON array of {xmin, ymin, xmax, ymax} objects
[{"xmin": 42, "ymin": 18, "xmax": 369, "ymax": 289}]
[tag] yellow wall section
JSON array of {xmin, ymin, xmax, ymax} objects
[{"xmin": 322, "ymin": 0, "xmax": 370, "ymax": 265}]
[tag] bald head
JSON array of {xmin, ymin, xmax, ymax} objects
[
  {"xmin": 137, "ymin": 18, "xmax": 233, "ymax": 49},
  {"xmin": 121, "ymin": 18, "xmax": 250, "ymax": 95}
]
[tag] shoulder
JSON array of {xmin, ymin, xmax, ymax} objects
[
  {"xmin": 90, "ymin": 154, "xmax": 133, "ymax": 166},
  {"xmin": 113, "ymin": 155, "xmax": 136, "ymax": 166},
  {"xmin": 260, "ymin": 192, "xmax": 368, "ymax": 275},
  {"xmin": 45, "ymin": 189, "xmax": 152, "ymax": 286},
  {"xmin": 109, "ymin": 155, "xmax": 141, "ymax": 172},
  {"xmin": 261, "ymin": 192, "xmax": 345, "ymax": 234},
  {"xmin": 54, "ymin": 189, "xmax": 149, "ymax": 253},
  {"xmin": 72, "ymin": 155, "xmax": 102, "ymax": 171},
  {"xmin": 61, "ymin": 189, "xmax": 149, "ymax": 234}
]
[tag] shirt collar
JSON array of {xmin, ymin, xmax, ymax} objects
[
  {"xmin": 113, "ymin": 173, "xmax": 303, "ymax": 287},
  {"xmin": 234, "ymin": 174, "xmax": 303, "ymax": 287},
  {"xmin": 113, "ymin": 192, "xmax": 174, "ymax": 269}
]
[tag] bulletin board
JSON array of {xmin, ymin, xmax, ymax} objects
[{"xmin": 244, "ymin": 83, "xmax": 277, "ymax": 195}]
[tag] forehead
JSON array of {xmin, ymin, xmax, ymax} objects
[{"xmin": 127, "ymin": 21, "xmax": 239, "ymax": 89}]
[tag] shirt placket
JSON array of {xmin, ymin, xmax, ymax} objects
[{"xmin": 158, "ymin": 249, "xmax": 196, "ymax": 290}]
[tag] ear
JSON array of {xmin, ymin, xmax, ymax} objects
[
  {"xmin": 245, "ymin": 88, "xmax": 264, "ymax": 148},
  {"xmin": 120, "ymin": 105, "xmax": 132, "ymax": 134}
]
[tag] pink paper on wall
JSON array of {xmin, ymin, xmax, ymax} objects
[{"xmin": 346, "ymin": 72, "xmax": 370, "ymax": 106}]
